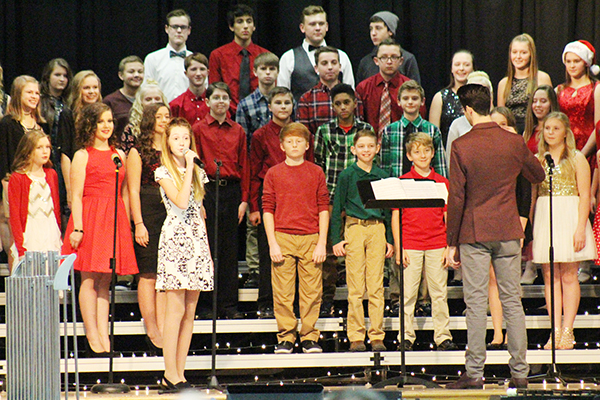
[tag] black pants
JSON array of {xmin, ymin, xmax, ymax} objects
[
  {"xmin": 204, "ymin": 180, "xmax": 240, "ymax": 314},
  {"xmin": 256, "ymin": 184, "xmax": 273, "ymax": 309}
]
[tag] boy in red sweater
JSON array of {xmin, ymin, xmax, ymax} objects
[
  {"xmin": 393, "ymin": 132, "xmax": 457, "ymax": 351},
  {"xmin": 262, "ymin": 122, "xmax": 329, "ymax": 354}
]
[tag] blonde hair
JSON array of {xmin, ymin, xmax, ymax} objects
[
  {"xmin": 537, "ymin": 112, "xmax": 577, "ymax": 177},
  {"xmin": 69, "ymin": 70, "xmax": 102, "ymax": 117},
  {"xmin": 7, "ymin": 75, "xmax": 45, "ymax": 123},
  {"xmin": 129, "ymin": 81, "xmax": 168, "ymax": 138},
  {"xmin": 466, "ymin": 71, "xmax": 494, "ymax": 98},
  {"xmin": 406, "ymin": 132, "xmax": 433, "ymax": 154},
  {"xmin": 160, "ymin": 118, "xmax": 205, "ymax": 201},
  {"xmin": 502, "ymin": 34, "xmax": 539, "ymax": 104}
]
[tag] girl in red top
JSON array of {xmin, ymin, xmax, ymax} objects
[
  {"xmin": 62, "ymin": 102, "xmax": 138, "ymax": 355},
  {"xmin": 8, "ymin": 130, "xmax": 61, "ymax": 268},
  {"xmin": 522, "ymin": 85, "xmax": 559, "ymax": 155}
]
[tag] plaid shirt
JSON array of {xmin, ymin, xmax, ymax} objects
[
  {"xmin": 297, "ymin": 82, "xmax": 364, "ymax": 135},
  {"xmin": 381, "ymin": 115, "xmax": 448, "ymax": 178},
  {"xmin": 314, "ymin": 117, "xmax": 373, "ymax": 199},
  {"xmin": 235, "ymin": 88, "xmax": 271, "ymax": 149}
]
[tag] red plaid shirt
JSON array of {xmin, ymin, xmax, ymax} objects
[{"xmin": 296, "ymin": 82, "xmax": 364, "ymax": 135}]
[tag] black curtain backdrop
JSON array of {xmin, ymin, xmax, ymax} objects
[{"xmin": 1, "ymin": 0, "xmax": 599, "ymax": 108}]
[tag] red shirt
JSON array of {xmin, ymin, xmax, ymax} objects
[
  {"xmin": 193, "ymin": 114, "xmax": 250, "ymax": 202},
  {"xmin": 208, "ymin": 41, "xmax": 269, "ymax": 111},
  {"xmin": 296, "ymin": 81, "xmax": 365, "ymax": 135},
  {"xmin": 170, "ymin": 88, "xmax": 209, "ymax": 126},
  {"xmin": 527, "ymin": 126, "xmax": 540, "ymax": 154},
  {"xmin": 399, "ymin": 167, "xmax": 448, "ymax": 250},
  {"xmin": 262, "ymin": 161, "xmax": 329, "ymax": 235},
  {"xmin": 356, "ymin": 72, "xmax": 426, "ymax": 134},
  {"xmin": 8, "ymin": 168, "xmax": 61, "ymax": 256}
]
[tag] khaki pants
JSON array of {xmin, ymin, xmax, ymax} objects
[
  {"xmin": 402, "ymin": 248, "xmax": 452, "ymax": 345},
  {"xmin": 345, "ymin": 218, "xmax": 386, "ymax": 342},
  {"xmin": 272, "ymin": 232, "xmax": 322, "ymax": 343}
]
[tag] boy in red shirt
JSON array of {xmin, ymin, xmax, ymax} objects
[
  {"xmin": 262, "ymin": 122, "xmax": 329, "ymax": 354},
  {"xmin": 393, "ymin": 132, "xmax": 457, "ymax": 351},
  {"xmin": 248, "ymin": 86, "xmax": 294, "ymax": 318},
  {"xmin": 170, "ymin": 53, "xmax": 210, "ymax": 126}
]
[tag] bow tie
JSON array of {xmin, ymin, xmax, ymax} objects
[
  {"xmin": 308, "ymin": 45, "xmax": 322, "ymax": 52},
  {"xmin": 170, "ymin": 50, "xmax": 187, "ymax": 58}
]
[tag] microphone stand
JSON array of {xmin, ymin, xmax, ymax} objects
[
  {"xmin": 208, "ymin": 159, "xmax": 223, "ymax": 391},
  {"xmin": 91, "ymin": 154, "xmax": 129, "ymax": 394},
  {"xmin": 545, "ymin": 156, "xmax": 565, "ymax": 385}
]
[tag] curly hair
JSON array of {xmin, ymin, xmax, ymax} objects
[
  {"xmin": 128, "ymin": 81, "xmax": 168, "ymax": 139},
  {"xmin": 137, "ymin": 103, "xmax": 169, "ymax": 165},
  {"xmin": 75, "ymin": 102, "xmax": 115, "ymax": 149}
]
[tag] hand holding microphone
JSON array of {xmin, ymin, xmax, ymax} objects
[{"xmin": 183, "ymin": 149, "xmax": 204, "ymax": 168}]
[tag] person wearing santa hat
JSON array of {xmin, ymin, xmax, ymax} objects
[{"xmin": 557, "ymin": 40, "xmax": 600, "ymax": 285}]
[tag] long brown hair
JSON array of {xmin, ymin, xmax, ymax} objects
[
  {"xmin": 502, "ymin": 34, "xmax": 540, "ymax": 104},
  {"xmin": 137, "ymin": 103, "xmax": 169, "ymax": 165},
  {"xmin": 11, "ymin": 130, "xmax": 53, "ymax": 173},
  {"xmin": 75, "ymin": 103, "xmax": 115, "ymax": 150},
  {"xmin": 523, "ymin": 85, "xmax": 559, "ymax": 143}
]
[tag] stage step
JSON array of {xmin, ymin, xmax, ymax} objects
[{"xmin": 0, "ymin": 315, "xmax": 598, "ymax": 338}]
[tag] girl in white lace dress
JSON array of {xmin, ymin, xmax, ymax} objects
[{"xmin": 154, "ymin": 118, "xmax": 213, "ymax": 392}]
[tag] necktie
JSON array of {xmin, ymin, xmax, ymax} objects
[
  {"xmin": 239, "ymin": 49, "xmax": 250, "ymax": 100},
  {"xmin": 308, "ymin": 45, "xmax": 322, "ymax": 52},
  {"xmin": 170, "ymin": 50, "xmax": 186, "ymax": 58},
  {"xmin": 379, "ymin": 81, "xmax": 391, "ymax": 137}
]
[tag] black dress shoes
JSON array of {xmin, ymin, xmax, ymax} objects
[
  {"xmin": 445, "ymin": 373, "xmax": 484, "ymax": 389},
  {"xmin": 508, "ymin": 377, "xmax": 528, "ymax": 389}
]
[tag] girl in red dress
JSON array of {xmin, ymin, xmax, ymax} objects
[{"xmin": 62, "ymin": 102, "xmax": 138, "ymax": 355}]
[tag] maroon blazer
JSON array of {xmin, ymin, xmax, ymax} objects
[{"xmin": 447, "ymin": 121, "xmax": 545, "ymax": 246}]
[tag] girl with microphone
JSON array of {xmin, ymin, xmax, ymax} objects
[{"xmin": 155, "ymin": 118, "xmax": 213, "ymax": 392}]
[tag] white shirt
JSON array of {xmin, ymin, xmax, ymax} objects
[
  {"xmin": 277, "ymin": 39, "xmax": 355, "ymax": 89},
  {"xmin": 445, "ymin": 115, "xmax": 472, "ymax": 166},
  {"xmin": 144, "ymin": 44, "xmax": 192, "ymax": 102}
]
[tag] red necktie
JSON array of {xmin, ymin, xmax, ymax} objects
[{"xmin": 379, "ymin": 81, "xmax": 391, "ymax": 137}]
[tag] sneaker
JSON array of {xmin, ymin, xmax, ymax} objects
[
  {"xmin": 387, "ymin": 302, "xmax": 399, "ymax": 317},
  {"xmin": 371, "ymin": 340, "xmax": 387, "ymax": 352},
  {"xmin": 349, "ymin": 341, "xmax": 367, "ymax": 352},
  {"xmin": 301, "ymin": 340, "xmax": 322, "ymax": 353},
  {"xmin": 243, "ymin": 272, "xmax": 259, "ymax": 288},
  {"xmin": 578, "ymin": 269, "xmax": 592, "ymax": 284},
  {"xmin": 258, "ymin": 306, "xmax": 274, "ymax": 319},
  {"xmin": 437, "ymin": 339, "xmax": 458, "ymax": 351},
  {"xmin": 114, "ymin": 281, "xmax": 131, "ymax": 291},
  {"xmin": 319, "ymin": 301, "xmax": 335, "ymax": 318},
  {"xmin": 274, "ymin": 341, "xmax": 294, "ymax": 354},
  {"xmin": 397, "ymin": 340, "xmax": 413, "ymax": 351}
]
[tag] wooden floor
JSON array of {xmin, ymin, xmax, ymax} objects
[{"xmin": 0, "ymin": 381, "xmax": 597, "ymax": 400}]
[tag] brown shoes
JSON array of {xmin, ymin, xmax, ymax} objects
[
  {"xmin": 508, "ymin": 377, "xmax": 528, "ymax": 389},
  {"xmin": 349, "ymin": 341, "xmax": 366, "ymax": 352},
  {"xmin": 445, "ymin": 373, "xmax": 484, "ymax": 389},
  {"xmin": 371, "ymin": 340, "xmax": 386, "ymax": 352}
]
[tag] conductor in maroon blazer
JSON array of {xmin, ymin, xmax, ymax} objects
[{"xmin": 446, "ymin": 84, "xmax": 545, "ymax": 389}]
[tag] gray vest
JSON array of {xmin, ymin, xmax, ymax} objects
[{"xmin": 291, "ymin": 46, "xmax": 319, "ymax": 101}]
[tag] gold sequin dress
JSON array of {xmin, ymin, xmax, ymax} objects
[{"xmin": 532, "ymin": 157, "xmax": 597, "ymax": 263}]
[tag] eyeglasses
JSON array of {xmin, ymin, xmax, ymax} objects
[
  {"xmin": 169, "ymin": 24, "xmax": 189, "ymax": 31},
  {"xmin": 378, "ymin": 55, "xmax": 401, "ymax": 62}
]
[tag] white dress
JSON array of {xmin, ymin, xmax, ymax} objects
[
  {"xmin": 154, "ymin": 166, "xmax": 214, "ymax": 291},
  {"xmin": 532, "ymin": 158, "xmax": 597, "ymax": 263},
  {"xmin": 22, "ymin": 174, "xmax": 62, "ymax": 252}
]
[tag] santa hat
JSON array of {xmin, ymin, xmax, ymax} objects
[{"xmin": 562, "ymin": 40, "xmax": 600, "ymax": 76}]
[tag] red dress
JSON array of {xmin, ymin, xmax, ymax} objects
[
  {"xmin": 62, "ymin": 147, "xmax": 138, "ymax": 274},
  {"xmin": 558, "ymin": 82, "xmax": 598, "ymax": 151}
]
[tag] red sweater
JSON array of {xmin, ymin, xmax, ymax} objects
[
  {"xmin": 8, "ymin": 168, "xmax": 61, "ymax": 256},
  {"xmin": 262, "ymin": 161, "xmax": 329, "ymax": 235},
  {"xmin": 399, "ymin": 167, "xmax": 448, "ymax": 250}
]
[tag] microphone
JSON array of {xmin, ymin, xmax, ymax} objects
[
  {"xmin": 111, "ymin": 153, "xmax": 122, "ymax": 168},
  {"xmin": 183, "ymin": 149, "xmax": 204, "ymax": 168},
  {"xmin": 543, "ymin": 152, "xmax": 555, "ymax": 169}
]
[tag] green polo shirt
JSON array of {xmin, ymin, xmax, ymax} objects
[{"xmin": 330, "ymin": 162, "xmax": 392, "ymax": 245}]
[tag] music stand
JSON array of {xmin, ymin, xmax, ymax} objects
[{"xmin": 357, "ymin": 178, "xmax": 445, "ymax": 388}]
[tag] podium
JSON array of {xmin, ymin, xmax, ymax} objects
[{"xmin": 357, "ymin": 178, "xmax": 445, "ymax": 387}]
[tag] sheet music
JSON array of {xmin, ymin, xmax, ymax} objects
[{"xmin": 370, "ymin": 177, "xmax": 447, "ymax": 202}]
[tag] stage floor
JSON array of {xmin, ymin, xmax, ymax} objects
[{"xmin": 3, "ymin": 381, "xmax": 596, "ymax": 400}]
